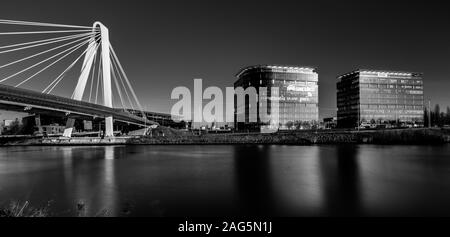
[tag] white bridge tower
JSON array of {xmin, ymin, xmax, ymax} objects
[{"xmin": 64, "ymin": 21, "xmax": 114, "ymax": 137}]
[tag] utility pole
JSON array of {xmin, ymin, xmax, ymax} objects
[{"xmin": 428, "ymin": 100, "xmax": 431, "ymax": 128}]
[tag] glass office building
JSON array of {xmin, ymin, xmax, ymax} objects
[
  {"xmin": 337, "ymin": 69, "xmax": 424, "ymax": 128},
  {"xmin": 234, "ymin": 65, "xmax": 319, "ymax": 132}
]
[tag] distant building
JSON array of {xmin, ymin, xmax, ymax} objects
[
  {"xmin": 126, "ymin": 109, "xmax": 187, "ymax": 129},
  {"xmin": 1, "ymin": 118, "xmax": 21, "ymax": 134},
  {"xmin": 337, "ymin": 69, "xmax": 424, "ymax": 128},
  {"xmin": 234, "ymin": 65, "xmax": 319, "ymax": 132},
  {"xmin": 323, "ymin": 117, "xmax": 337, "ymax": 129},
  {"xmin": 1, "ymin": 119, "xmax": 14, "ymax": 134},
  {"xmin": 3, "ymin": 119, "xmax": 14, "ymax": 127},
  {"xmin": 22, "ymin": 115, "xmax": 66, "ymax": 135},
  {"xmin": 83, "ymin": 120, "xmax": 93, "ymax": 131},
  {"xmin": 40, "ymin": 124, "xmax": 66, "ymax": 135}
]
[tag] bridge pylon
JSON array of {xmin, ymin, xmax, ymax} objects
[{"xmin": 64, "ymin": 21, "xmax": 114, "ymax": 138}]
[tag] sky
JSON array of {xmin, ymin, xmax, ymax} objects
[{"xmin": 0, "ymin": 0, "xmax": 449, "ymax": 119}]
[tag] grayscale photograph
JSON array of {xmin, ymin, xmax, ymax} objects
[{"xmin": 0, "ymin": 0, "xmax": 449, "ymax": 235}]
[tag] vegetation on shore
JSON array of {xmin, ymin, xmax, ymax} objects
[
  {"xmin": 129, "ymin": 127, "xmax": 450, "ymax": 145},
  {"xmin": 0, "ymin": 201, "xmax": 50, "ymax": 217},
  {"xmin": 0, "ymin": 201, "xmax": 113, "ymax": 217},
  {"xmin": 1, "ymin": 127, "xmax": 449, "ymax": 146},
  {"xmin": 358, "ymin": 128, "xmax": 450, "ymax": 144}
]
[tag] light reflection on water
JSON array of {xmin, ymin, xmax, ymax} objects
[{"xmin": 1, "ymin": 144, "xmax": 450, "ymax": 216}]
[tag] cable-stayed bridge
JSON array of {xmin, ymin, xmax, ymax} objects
[{"xmin": 0, "ymin": 19, "xmax": 157, "ymax": 137}]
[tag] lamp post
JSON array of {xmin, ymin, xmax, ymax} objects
[
  {"xmin": 144, "ymin": 105, "xmax": 148, "ymax": 136},
  {"xmin": 357, "ymin": 103, "xmax": 360, "ymax": 131}
]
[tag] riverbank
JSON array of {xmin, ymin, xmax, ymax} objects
[
  {"xmin": 0, "ymin": 136, "xmax": 130, "ymax": 146},
  {"xmin": 1, "ymin": 128, "xmax": 449, "ymax": 146},
  {"xmin": 129, "ymin": 128, "xmax": 450, "ymax": 145}
]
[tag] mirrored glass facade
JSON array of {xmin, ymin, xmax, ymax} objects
[
  {"xmin": 234, "ymin": 65, "xmax": 319, "ymax": 132},
  {"xmin": 337, "ymin": 69, "xmax": 424, "ymax": 128}
]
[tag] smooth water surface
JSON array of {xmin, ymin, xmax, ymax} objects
[{"xmin": 1, "ymin": 145, "xmax": 450, "ymax": 216}]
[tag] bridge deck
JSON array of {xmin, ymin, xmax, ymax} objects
[{"xmin": 0, "ymin": 84, "xmax": 157, "ymax": 126}]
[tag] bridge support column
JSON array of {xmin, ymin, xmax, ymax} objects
[
  {"xmin": 35, "ymin": 114, "xmax": 42, "ymax": 134},
  {"xmin": 63, "ymin": 118, "xmax": 76, "ymax": 138},
  {"xmin": 105, "ymin": 116, "xmax": 113, "ymax": 137}
]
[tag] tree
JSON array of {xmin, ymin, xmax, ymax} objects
[
  {"xmin": 286, "ymin": 121, "xmax": 294, "ymax": 129},
  {"xmin": 294, "ymin": 120, "xmax": 301, "ymax": 130},
  {"xmin": 424, "ymin": 107, "xmax": 429, "ymax": 127},
  {"xmin": 440, "ymin": 112, "xmax": 446, "ymax": 127},
  {"xmin": 434, "ymin": 104, "xmax": 439, "ymax": 125},
  {"xmin": 431, "ymin": 104, "xmax": 441, "ymax": 127},
  {"xmin": 446, "ymin": 106, "xmax": 450, "ymax": 126},
  {"xmin": 4, "ymin": 119, "xmax": 22, "ymax": 135}
]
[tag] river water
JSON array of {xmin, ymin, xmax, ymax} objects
[{"xmin": 1, "ymin": 144, "xmax": 450, "ymax": 217}]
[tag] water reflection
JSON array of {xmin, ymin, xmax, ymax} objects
[
  {"xmin": 318, "ymin": 145, "xmax": 362, "ymax": 216},
  {"xmin": 233, "ymin": 145, "xmax": 275, "ymax": 216},
  {"xmin": 1, "ymin": 145, "xmax": 450, "ymax": 216},
  {"xmin": 60, "ymin": 146, "xmax": 119, "ymax": 216},
  {"xmin": 267, "ymin": 146, "xmax": 324, "ymax": 216}
]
